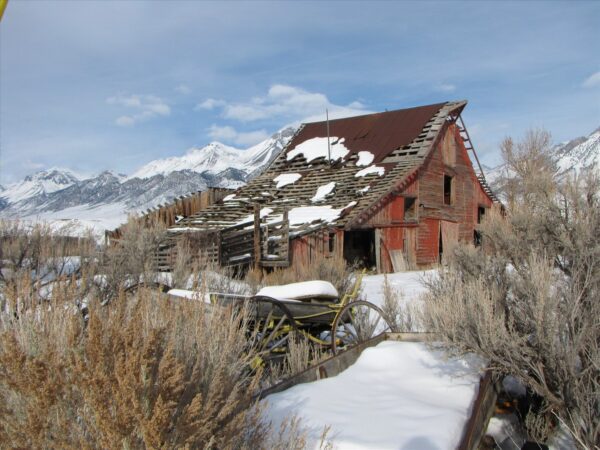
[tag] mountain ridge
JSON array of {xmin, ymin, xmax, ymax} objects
[{"xmin": 0, "ymin": 127, "xmax": 295, "ymax": 235}]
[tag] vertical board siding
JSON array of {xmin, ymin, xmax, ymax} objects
[
  {"xmin": 290, "ymin": 228, "xmax": 344, "ymax": 268},
  {"xmin": 417, "ymin": 218, "xmax": 440, "ymax": 265},
  {"xmin": 357, "ymin": 123, "xmax": 494, "ymax": 271},
  {"xmin": 413, "ymin": 123, "xmax": 493, "ymax": 266}
]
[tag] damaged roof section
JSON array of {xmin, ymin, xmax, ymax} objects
[
  {"xmin": 171, "ymin": 101, "xmax": 468, "ymax": 235},
  {"xmin": 285, "ymin": 102, "xmax": 446, "ymax": 165}
]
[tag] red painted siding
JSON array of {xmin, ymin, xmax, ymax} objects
[{"xmin": 289, "ymin": 123, "xmax": 495, "ymax": 272}]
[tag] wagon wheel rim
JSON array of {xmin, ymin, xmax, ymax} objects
[
  {"xmin": 331, "ymin": 300, "xmax": 391, "ymax": 354},
  {"xmin": 250, "ymin": 296, "xmax": 302, "ymax": 363}
]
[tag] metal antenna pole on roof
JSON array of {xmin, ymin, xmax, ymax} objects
[{"xmin": 326, "ymin": 108, "xmax": 331, "ymax": 165}]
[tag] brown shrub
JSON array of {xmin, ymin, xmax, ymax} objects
[
  {"xmin": 421, "ymin": 129, "xmax": 599, "ymax": 448},
  {"xmin": 0, "ymin": 283, "xmax": 311, "ymax": 449}
]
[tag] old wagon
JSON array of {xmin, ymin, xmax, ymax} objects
[{"xmin": 205, "ymin": 272, "xmax": 392, "ymax": 363}]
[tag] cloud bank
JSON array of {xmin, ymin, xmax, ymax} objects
[{"xmin": 107, "ymin": 94, "xmax": 171, "ymax": 127}]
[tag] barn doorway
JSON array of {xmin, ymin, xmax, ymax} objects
[{"xmin": 344, "ymin": 229, "xmax": 376, "ymax": 269}]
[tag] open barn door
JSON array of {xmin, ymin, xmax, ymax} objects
[
  {"xmin": 439, "ymin": 221, "xmax": 459, "ymax": 263},
  {"xmin": 344, "ymin": 229, "xmax": 376, "ymax": 270}
]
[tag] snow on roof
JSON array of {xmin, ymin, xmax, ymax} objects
[
  {"xmin": 256, "ymin": 280, "xmax": 338, "ymax": 301},
  {"xmin": 356, "ymin": 151, "xmax": 375, "ymax": 167},
  {"xmin": 286, "ymin": 137, "xmax": 350, "ymax": 163},
  {"xmin": 358, "ymin": 185, "xmax": 371, "ymax": 194},
  {"xmin": 355, "ymin": 165, "xmax": 385, "ymax": 177},
  {"xmin": 265, "ymin": 340, "xmax": 484, "ymax": 450},
  {"xmin": 235, "ymin": 207, "xmax": 273, "ymax": 225},
  {"xmin": 311, "ymin": 182, "xmax": 336, "ymax": 203},
  {"xmin": 273, "ymin": 173, "xmax": 302, "ymax": 188},
  {"xmin": 223, "ymin": 194, "xmax": 236, "ymax": 201},
  {"xmin": 287, "ymin": 205, "xmax": 344, "ymax": 225}
]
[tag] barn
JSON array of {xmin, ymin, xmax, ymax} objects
[{"xmin": 165, "ymin": 100, "xmax": 498, "ymax": 273}]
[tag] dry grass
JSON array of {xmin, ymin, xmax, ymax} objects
[
  {"xmin": 421, "ymin": 129, "xmax": 599, "ymax": 448},
  {"xmin": 252, "ymin": 254, "xmax": 354, "ymax": 296},
  {"xmin": 0, "ymin": 275, "xmax": 326, "ymax": 448},
  {"xmin": 380, "ymin": 274, "xmax": 418, "ymax": 333}
]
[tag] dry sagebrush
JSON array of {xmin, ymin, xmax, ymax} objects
[
  {"xmin": 0, "ymin": 285, "xmax": 310, "ymax": 449},
  {"xmin": 422, "ymin": 129, "xmax": 599, "ymax": 448}
]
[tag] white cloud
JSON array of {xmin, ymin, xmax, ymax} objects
[
  {"xmin": 582, "ymin": 71, "xmax": 600, "ymax": 88},
  {"xmin": 434, "ymin": 83, "xmax": 456, "ymax": 93},
  {"xmin": 195, "ymin": 98, "xmax": 226, "ymax": 110},
  {"xmin": 235, "ymin": 129, "xmax": 270, "ymax": 146},
  {"xmin": 208, "ymin": 125, "xmax": 269, "ymax": 147},
  {"xmin": 205, "ymin": 84, "xmax": 368, "ymax": 123},
  {"xmin": 175, "ymin": 84, "xmax": 192, "ymax": 94},
  {"xmin": 107, "ymin": 94, "xmax": 171, "ymax": 126},
  {"xmin": 116, "ymin": 116, "xmax": 135, "ymax": 127},
  {"xmin": 207, "ymin": 125, "xmax": 238, "ymax": 141}
]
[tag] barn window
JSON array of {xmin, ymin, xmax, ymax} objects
[
  {"xmin": 477, "ymin": 206, "xmax": 486, "ymax": 224},
  {"xmin": 444, "ymin": 175, "xmax": 453, "ymax": 205},
  {"xmin": 404, "ymin": 196, "xmax": 417, "ymax": 221}
]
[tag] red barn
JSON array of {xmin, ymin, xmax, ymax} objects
[{"xmin": 168, "ymin": 100, "xmax": 498, "ymax": 273}]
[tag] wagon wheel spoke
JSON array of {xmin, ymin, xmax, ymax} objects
[
  {"xmin": 250, "ymin": 296, "xmax": 301, "ymax": 363},
  {"xmin": 331, "ymin": 300, "xmax": 391, "ymax": 354},
  {"xmin": 260, "ymin": 314, "xmax": 288, "ymax": 352}
]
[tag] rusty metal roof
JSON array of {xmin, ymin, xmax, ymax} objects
[{"xmin": 289, "ymin": 102, "xmax": 446, "ymax": 164}]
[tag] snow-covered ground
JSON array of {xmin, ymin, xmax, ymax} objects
[
  {"xmin": 264, "ymin": 340, "xmax": 484, "ymax": 450},
  {"xmin": 262, "ymin": 269, "xmax": 486, "ymax": 450},
  {"xmin": 360, "ymin": 269, "xmax": 434, "ymax": 308},
  {"xmin": 20, "ymin": 202, "xmax": 132, "ymax": 241}
]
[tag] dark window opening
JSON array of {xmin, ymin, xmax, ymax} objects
[
  {"xmin": 477, "ymin": 206, "xmax": 486, "ymax": 224},
  {"xmin": 343, "ymin": 229, "xmax": 376, "ymax": 269},
  {"xmin": 444, "ymin": 175, "xmax": 453, "ymax": 205},
  {"xmin": 474, "ymin": 230, "xmax": 482, "ymax": 247},
  {"xmin": 328, "ymin": 232, "xmax": 336, "ymax": 254},
  {"xmin": 404, "ymin": 196, "xmax": 417, "ymax": 221}
]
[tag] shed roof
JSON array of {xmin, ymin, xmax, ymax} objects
[{"xmin": 170, "ymin": 100, "xmax": 476, "ymax": 236}]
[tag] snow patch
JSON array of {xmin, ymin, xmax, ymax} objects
[
  {"xmin": 273, "ymin": 173, "xmax": 302, "ymax": 188},
  {"xmin": 311, "ymin": 182, "xmax": 336, "ymax": 202},
  {"xmin": 356, "ymin": 151, "xmax": 375, "ymax": 167},
  {"xmin": 286, "ymin": 137, "xmax": 350, "ymax": 163},
  {"xmin": 355, "ymin": 165, "xmax": 385, "ymax": 177},
  {"xmin": 235, "ymin": 207, "xmax": 273, "ymax": 225},
  {"xmin": 265, "ymin": 340, "xmax": 484, "ymax": 450},
  {"xmin": 256, "ymin": 280, "xmax": 338, "ymax": 301},
  {"xmin": 287, "ymin": 206, "xmax": 342, "ymax": 225}
]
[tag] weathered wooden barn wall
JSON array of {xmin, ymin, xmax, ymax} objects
[
  {"xmin": 289, "ymin": 228, "xmax": 344, "ymax": 268},
  {"xmin": 413, "ymin": 123, "xmax": 493, "ymax": 267},
  {"xmin": 350, "ymin": 123, "xmax": 494, "ymax": 272}
]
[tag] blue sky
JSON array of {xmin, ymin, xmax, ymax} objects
[{"xmin": 1, "ymin": 1, "xmax": 599, "ymax": 183}]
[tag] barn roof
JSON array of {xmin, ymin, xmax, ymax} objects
[{"xmin": 170, "ymin": 100, "xmax": 474, "ymax": 236}]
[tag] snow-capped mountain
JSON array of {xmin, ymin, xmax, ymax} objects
[
  {"xmin": 0, "ymin": 127, "xmax": 295, "ymax": 235},
  {"xmin": 129, "ymin": 127, "xmax": 294, "ymax": 180},
  {"xmin": 485, "ymin": 127, "xmax": 600, "ymax": 197},
  {"xmin": 555, "ymin": 127, "xmax": 600, "ymax": 175},
  {"xmin": 1, "ymin": 168, "xmax": 82, "ymax": 204}
]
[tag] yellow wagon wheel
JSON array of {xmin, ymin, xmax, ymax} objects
[
  {"xmin": 330, "ymin": 300, "xmax": 391, "ymax": 354},
  {"xmin": 249, "ymin": 296, "xmax": 304, "ymax": 365}
]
